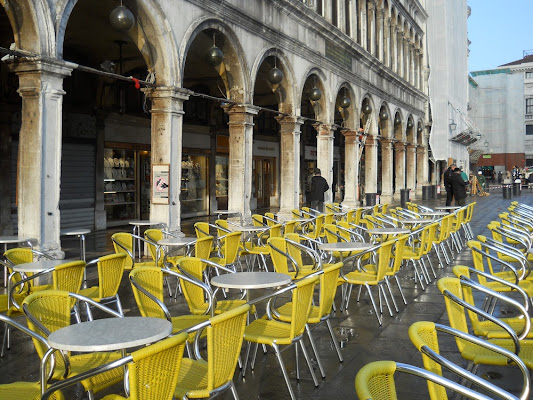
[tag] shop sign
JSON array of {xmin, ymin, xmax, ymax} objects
[
  {"xmin": 216, "ymin": 135, "xmax": 229, "ymax": 153},
  {"xmin": 253, "ymin": 140, "xmax": 279, "ymax": 157},
  {"xmin": 152, "ymin": 164, "xmax": 169, "ymax": 204},
  {"xmin": 482, "ymin": 154, "xmax": 491, "ymax": 158},
  {"xmin": 304, "ymin": 146, "xmax": 341, "ymax": 160},
  {"xmin": 184, "ymin": 133, "xmax": 210, "ymax": 149}
]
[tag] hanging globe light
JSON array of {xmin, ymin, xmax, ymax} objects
[
  {"xmin": 309, "ymin": 87, "xmax": 322, "ymax": 101},
  {"xmin": 394, "ymin": 115, "xmax": 401, "ymax": 125},
  {"xmin": 362, "ymin": 103, "xmax": 372, "ymax": 114},
  {"xmin": 379, "ymin": 109, "xmax": 388, "ymax": 120},
  {"xmin": 267, "ymin": 67, "xmax": 284, "ymax": 84},
  {"xmin": 417, "ymin": 125, "xmax": 423, "ymax": 133},
  {"xmin": 339, "ymin": 96, "xmax": 351, "ymax": 109},
  {"xmin": 109, "ymin": 5, "xmax": 135, "ymax": 32},
  {"xmin": 407, "ymin": 120, "xmax": 413, "ymax": 129},
  {"xmin": 206, "ymin": 45, "xmax": 224, "ymax": 67}
]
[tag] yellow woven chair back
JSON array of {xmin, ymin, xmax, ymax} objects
[
  {"xmin": 265, "ymin": 213, "xmax": 277, "ymax": 227},
  {"xmin": 218, "ymin": 231, "xmax": 241, "ymax": 265},
  {"xmin": 284, "ymin": 220, "xmax": 297, "ymax": 234},
  {"xmin": 284, "ymin": 233, "xmax": 305, "ymax": 270},
  {"xmin": 268, "ymin": 237, "xmax": 291, "ymax": 275},
  {"xmin": 375, "ymin": 239, "xmax": 395, "ymax": 282},
  {"xmin": 129, "ymin": 267, "xmax": 166, "ymax": 319},
  {"xmin": 252, "ymin": 214, "xmax": 265, "ymax": 227},
  {"xmin": 144, "ymin": 229, "xmax": 163, "ymax": 267},
  {"xmin": 207, "ymin": 304, "xmax": 250, "ymax": 391},
  {"xmin": 317, "ymin": 263, "xmax": 343, "ymax": 319},
  {"xmin": 465, "ymin": 202, "xmax": 476, "ymax": 224},
  {"xmin": 451, "ymin": 265, "xmax": 486, "ymax": 330},
  {"xmin": 390, "ymin": 234, "xmax": 409, "ymax": 275},
  {"xmin": 194, "ymin": 222, "xmax": 211, "ymax": 238},
  {"xmin": 467, "ymin": 239, "xmax": 493, "ymax": 286},
  {"xmin": 53, "ymin": 260, "xmax": 85, "ymax": 294},
  {"xmin": 354, "ymin": 360, "xmax": 398, "ymax": 400},
  {"xmin": 176, "ymin": 257, "xmax": 209, "ymax": 314},
  {"xmin": 291, "ymin": 209, "xmax": 301, "ymax": 219},
  {"xmin": 422, "ymin": 223, "xmax": 439, "ymax": 255},
  {"xmin": 112, "ymin": 232, "xmax": 134, "ymax": 269},
  {"xmin": 408, "ymin": 321, "xmax": 447, "ymax": 400},
  {"xmin": 324, "ymin": 213, "xmax": 334, "ymax": 226},
  {"xmin": 215, "ymin": 219, "xmax": 229, "ymax": 235},
  {"xmin": 436, "ymin": 277, "xmax": 470, "ymax": 353},
  {"xmin": 4, "ymin": 247, "xmax": 33, "ymax": 265},
  {"xmin": 23, "ymin": 290, "xmax": 71, "ymax": 368},
  {"xmin": 289, "ymin": 276, "xmax": 317, "ymax": 339},
  {"xmin": 127, "ymin": 332, "xmax": 188, "ymax": 400},
  {"xmin": 268, "ymin": 224, "xmax": 283, "ymax": 239},
  {"xmin": 451, "ymin": 208, "xmax": 464, "ymax": 233},
  {"xmin": 195, "ymin": 236, "xmax": 214, "ymax": 259},
  {"xmin": 96, "ymin": 254, "xmax": 126, "ymax": 299}
]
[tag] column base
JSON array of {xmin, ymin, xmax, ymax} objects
[
  {"xmin": 94, "ymin": 209, "xmax": 106, "ymax": 231},
  {"xmin": 342, "ymin": 199, "xmax": 361, "ymax": 209},
  {"xmin": 276, "ymin": 209, "xmax": 295, "ymax": 222},
  {"xmin": 379, "ymin": 193, "xmax": 394, "ymax": 205},
  {"xmin": 393, "ymin": 191, "xmax": 403, "ymax": 201}
]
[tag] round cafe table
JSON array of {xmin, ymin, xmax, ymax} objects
[
  {"xmin": 129, "ymin": 220, "xmax": 163, "ymax": 259},
  {"xmin": 0, "ymin": 236, "xmax": 35, "ymax": 287},
  {"xmin": 12, "ymin": 259, "xmax": 71, "ymax": 274},
  {"xmin": 434, "ymin": 206, "xmax": 461, "ymax": 211},
  {"xmin": 418, "ymin": 211, "xmax": 448, "ymax": 217},
  {"xmin": 211, "ymin": 271, "xmax": 291, "ymax": 292},
  {"xmin": 318, "ymin": 242, "xmax": 374, "ymax": 261}
]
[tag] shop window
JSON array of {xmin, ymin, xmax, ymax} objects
[
  {"xmin": 526, "ymin": 98, "xmax": 533, "ymax": 115},
  {"xmin": 181, "ymin": 155, "xmax": 209, "ymax": 217},
  {"xmin": 526, "ymin": 71, "xmax": 533, "ymax": 79},
  {"xmin": 527, "ymin": 125, "xmax": 533, "ymax": 135}
]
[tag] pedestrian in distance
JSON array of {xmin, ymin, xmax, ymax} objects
[
  {"xmin": 309, "ymin": 168, "xmax": 329, "ymax": 213},
  {"xmin": 443, "ymin": 163, "xmax": 456, "ymax": 206},
  {"xmin": 451, "ymin": 167, "xmax": 469, "ymax": 206}
]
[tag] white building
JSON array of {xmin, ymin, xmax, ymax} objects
[{"xmin": 425, "ymin": 0, "xmax": 472, "ymax": 177}]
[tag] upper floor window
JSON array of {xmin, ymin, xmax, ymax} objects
[
  {"xmin": 526, "ymin": 125, "xmax": 533, "ymax": 135},
  {"xmin": 527, "ymin": 98, "xmax": 533, "ymax": 114},
  {"xmin": 526, "ymin": 71, "xmax": 533, "ymax": 79}
]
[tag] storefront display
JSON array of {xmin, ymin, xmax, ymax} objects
[
  {"xmin": 181, "ymin": 155, "xmax": 209, "ymax": 217},
  {"xmin": 104, "ymin": 148, "xmax": 137, "ymax": 225},
  {"xmin": 215, "ymin": 155, "xmax": 228, "ymax": 210}
]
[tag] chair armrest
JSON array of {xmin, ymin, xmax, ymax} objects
[
  {"xmin": 472, "ymin": 244, "xmax": 521, "ymax": 283},
  {"xmin": 166, "ymin": 268, "xmax": 214, "ymax": 316},
  {"xmin": 9, "ymin": 267, "xmax": 55, "ymax": 310},
  {"xmin": 286, "ymin": 237, "xmax": 322, "ymax": 271}
]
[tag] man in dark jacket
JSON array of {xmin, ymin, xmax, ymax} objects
[
  {"xmin": 443, "ymin": 163, "xmax": 456, "ymax": 206},
  {"xmin": 451, "ymin": 167, "xmax": 468, "ymax": 206},
  {"xmin": 310, "ymin": 168, "xmax": 329, "ymax": 212}
]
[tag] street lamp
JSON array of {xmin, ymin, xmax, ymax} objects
[{"xmin": 449, "ymin": 120, "xmax": 457, "ymax": 131}]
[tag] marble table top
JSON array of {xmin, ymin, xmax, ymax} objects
[
  {"xmin": 434, "ymin": 206, "xmax": 461, "ymax": 211},
  {"xmin": 0, "ymin": 236, "xmax": 35, "ymax": 245},
  {"xmin": 318, "ymin": 242, "xmax": 374, "ymax": 252},
  {"xmin": 129, "ymin": 220, "xmax": 163, "ymax": 226},
  {"xmin": 418, "ymin": 211, "xmax": 448, "ymax": 217},
  {"xmin": 61, "ymin": 229, "xmax": 91, "ymax": 236},
  {"xmin": 158, "ymin": 237, "xmax": 196, "ymax": 246},
  {"xmin": 228, "ymin": 223, "xmax": 268, "ymax": 232},
  {"xmin": 47, "ymin": 317, "xmax": 172, "ymax": 352},
  {"xmin": 12, "ymin": 259, "xmax": 74, "ymax": 273},
  {"xmin": 368, "ymin": 228, "xmax": 411, "ymax": 235},
  {"xmin": 399, "ymin": 219, "xmax": 433, "ymax": 224},
  {"xmin": 211, "ymin": 272, "xmax": 291, "ymax": 290}
]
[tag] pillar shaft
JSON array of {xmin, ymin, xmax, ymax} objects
[
  {"xmin": 416, "ymin": 145, "xmax": 429, "ymax": 195},
  {"xmin": 364, "ymin": 135, "xmax": 379, "ymax": 194},
  {"xmin": 341, "ymin": 130, "xmax": 360, "ymax": 208},
  {"xmin": 376, "ymin": 7, "xmax": 384, "ymax": 62},
  {"xmin": 394, "ymin": 141, "xmax": 406, "ymax": 200},
  {"xmin": 406, "ymin": 144, "xmax": 417, "ymax": 196},
  {"xmin": 276, "ymin": 116, "xmax": 303, "ymax": 218},
  {"xmin": 314, "ymin": 123, "xmax": 334, "ymax": 203},
  {"xmin": 380, "ymin": 139, "xmax": 394, "ymax": 203},
  {"xmin": 145, "ymin": 87, "xmax": 189, "ymax": 233},
  {"xmin": 226, "ymin": 105, "xmax": 258, "ymax": 223},
  {"xmin": 10, "ymin": 59, "xmax": 72, "ymax": 252},
  {"xmin": 367, "ymin": 2, "xmax": 376, "ymax": 56}
]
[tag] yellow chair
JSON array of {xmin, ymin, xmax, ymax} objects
[
  {"xmin": 23, "ymin": 290, "xmax": 124, "ymax": 398},
  {"xmin": 111, "ymin": 232, "xmax": 156, "ymax": 270},
  {"xmin": 243, "ymin": 276, "xmax": 319, "ymax": 400},
  {"xmin": 144, "ymin": 228, "xmax": 165, "ymax": 267},
  {"xmin": 174, "ymin": 304, "xmax": 250, "ymax": 399},
  {"xmin": 3, "ymin": 247, "xmax": 54, "ymax": 294},
  {"xmin": 176, "ymin": 257, "xmax": 246, "ymax": 315},
  {"xmin": 129, "ymin": 266, "xmax": 209, "ymax": 344},
  {"xmin": 41, "ymin": 332, "xmax": 189, "ymax": 400},
  {"xmin": 79, "ymin": 253, "xmax": 127, "ymax": 317},
  {"xmin": 341, "ymin": 239, "xmax": 395, "ymax": 325},
  {"xmin": 0, "ymin": 314, "xmax": 64, "ymax": 400},
  {"xmin": 268, "ymin": 236, "xmax": 318, "ymax": 280},
  {"xmin": 400, "ymin": 224, "xmax": 434, "ymax": 289},
  {"xmin": 437, "ymin": 277, "xmax": 533, "ymax": 370},
  {"xmin": 269, "ymin": 262, "xmax": 344, "ymax": 378},
  {"xmin": 452, "ymin": 265, "xmax": 533, "ymax": 339},
  {"xmin": 299, "ymin": 214, "xmax": 325, "ymax": 249},
  {"xmin": 409, "ymin": 320, "xmax": 531, "ymax": 400},
  {"xmin": 241, "ymin": 224, "xmax": 282, "ymax": 271},
  {"xmin": 209, "ymin": 231, "xmax": 242, "ymax": 272},
  {"xmin": 264, "ymin": 212, "xmax": 278, "ymax": 226}
]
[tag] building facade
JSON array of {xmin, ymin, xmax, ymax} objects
[
  {"xmin": 469, "ymin": 53, "xmax": 533, "ymax": 173},
  {"xmin": 0, "ymin": 0, "xmax": 431, "ymax": 252}
]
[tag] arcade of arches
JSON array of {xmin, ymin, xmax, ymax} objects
[{"xmin": 0, "ymin": 0, "xmax": 430, "ymax": 252}]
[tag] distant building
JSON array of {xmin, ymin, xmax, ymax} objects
[{"xmin": 468, "ymin": 52, "xmax": 533, "ymax": 173}]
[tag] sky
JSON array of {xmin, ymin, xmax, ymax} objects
[{"xmin": 467, "ymin": 0, "xmax": 533, "ymax": 72}]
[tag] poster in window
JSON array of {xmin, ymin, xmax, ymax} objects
[{"xmin": 152, "ymin": 164, "xmax": 170, "ymax": 204}]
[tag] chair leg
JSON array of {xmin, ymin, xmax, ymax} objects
[
  {"xmin": 384, "ymin": 277, "xmax": 399, "ymax": 313},
  {"xmin": 410, "ymin": 259, "xmax": 425, "ymax": 290},
  {"xmin": 115, "ymin": 295, "xmax": 124, "ymax": 317},
  {"xmin": 305, "ymin": 324, "xmax": 326, "ymax": 378},
  {"xmin": 273, "ymin": 343, "xmax": 296, "ymax": 400},
  {"xmin": 326, "ymin": 319, "xmax": 343, "ymax": 362},
  {"xmin": 229, "ymin": 381, "xmax": 240, "ymax": 400},
  {"xmin": 394, "ymin": 275, "xmax": 408, "ymax": 305},
  {"xmin": 440, "ymin": 243, "xmax": 451, "ymax": 264},
  {"xmin": 299, "ymin": 340, "xmax": 319, "ymax": 387},
  {"xmin": 378, "ymin": 283, "xmax": 394, "ymax": 317},
  {"xmin": 295, "ymin": 340, "xmax": 300, "ymax": 380},
  {"xmin": 1, "ymin": 322, "xmax": 8, "ymax": 357},
  {"xmin": 425, "ymin": 254, "xmax": 437, "ymax": 278},
  {"xmin": 365, "ymin": 284, "xmax": 382, "ymax": 326}
]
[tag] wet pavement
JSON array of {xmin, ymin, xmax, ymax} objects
[{"xmin": 1, "ymin": 188, "xmax": 530, "ymax": 399}]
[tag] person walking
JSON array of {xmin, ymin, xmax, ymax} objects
[
  {"xmin": 310, "ymin": 168, "xmax": 329, "ymax": 212},
  {"xmin": 451, "ymin": 167, "xmax": 469, "ymax": 206},
  {"xmin": 443, "ymin": 163, "xmax": 456, "ymax": 206}
]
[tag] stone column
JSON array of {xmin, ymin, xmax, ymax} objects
[
  {"xmin": 403, "ymin": 37, "xmax": 409, "ymax": 80},
  {"xmin": 397, "ymin": 29, "xmax": 403, "ymax": 76},
  {"xmin": 9, "ymin": 59, "xmax": 72, "ymax": 254},
  {"xmin": 276, "ymin": 115, "xmax": 303, "ymax": 219},
  {"xmin": 384, "ymin": 17, "xmax": 391, "ymax": 68},
  {"xmin": 314, "ymin": 123, "xmax": 334, "ymax": 203},
  {"xmin": 144, "ymin": 87, "xmax": 189, "ymax": 233},
  {"xmin": 364, "ymin": 135, "xmax": 379, "ymax": 195},
  {"xmin": 380, "ymin": 138, "xmax": 394, "ymax": 204},
  {"xmin": 360, "ymin": 3, "xmax": 367, "ymax": 51},
  {"xmin": 0, "ymin": 108, "xmax": 13, "ymax": 235},
  {"xmin": 376, "ymin": 7, "xmax": 385, "ymax": 62},
  {"xmin": 341, "ymin": 130, "xmax": 360, "ymax": 208},
  {"xmin": 226, "ymin": 105, "xmax": 258, "ymax": 223},
  {"xmin": 416, "ymin": 145, "xmax": 429, "ymax": 197},
  {"xmin": 393, "ymin": 141, "xmax": 406, "ymax": 201},
  {"xmin": 406, "ymin": 144, "xmax": 417, "ymax": 198},
  {"xmin": 367, "ymin": 1, "xmax": 376, "ymax": 56}
]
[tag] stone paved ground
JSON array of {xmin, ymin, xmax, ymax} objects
[{"xmin": 1, "ymin": 189, "xmax": 531, "ymax": 399}]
